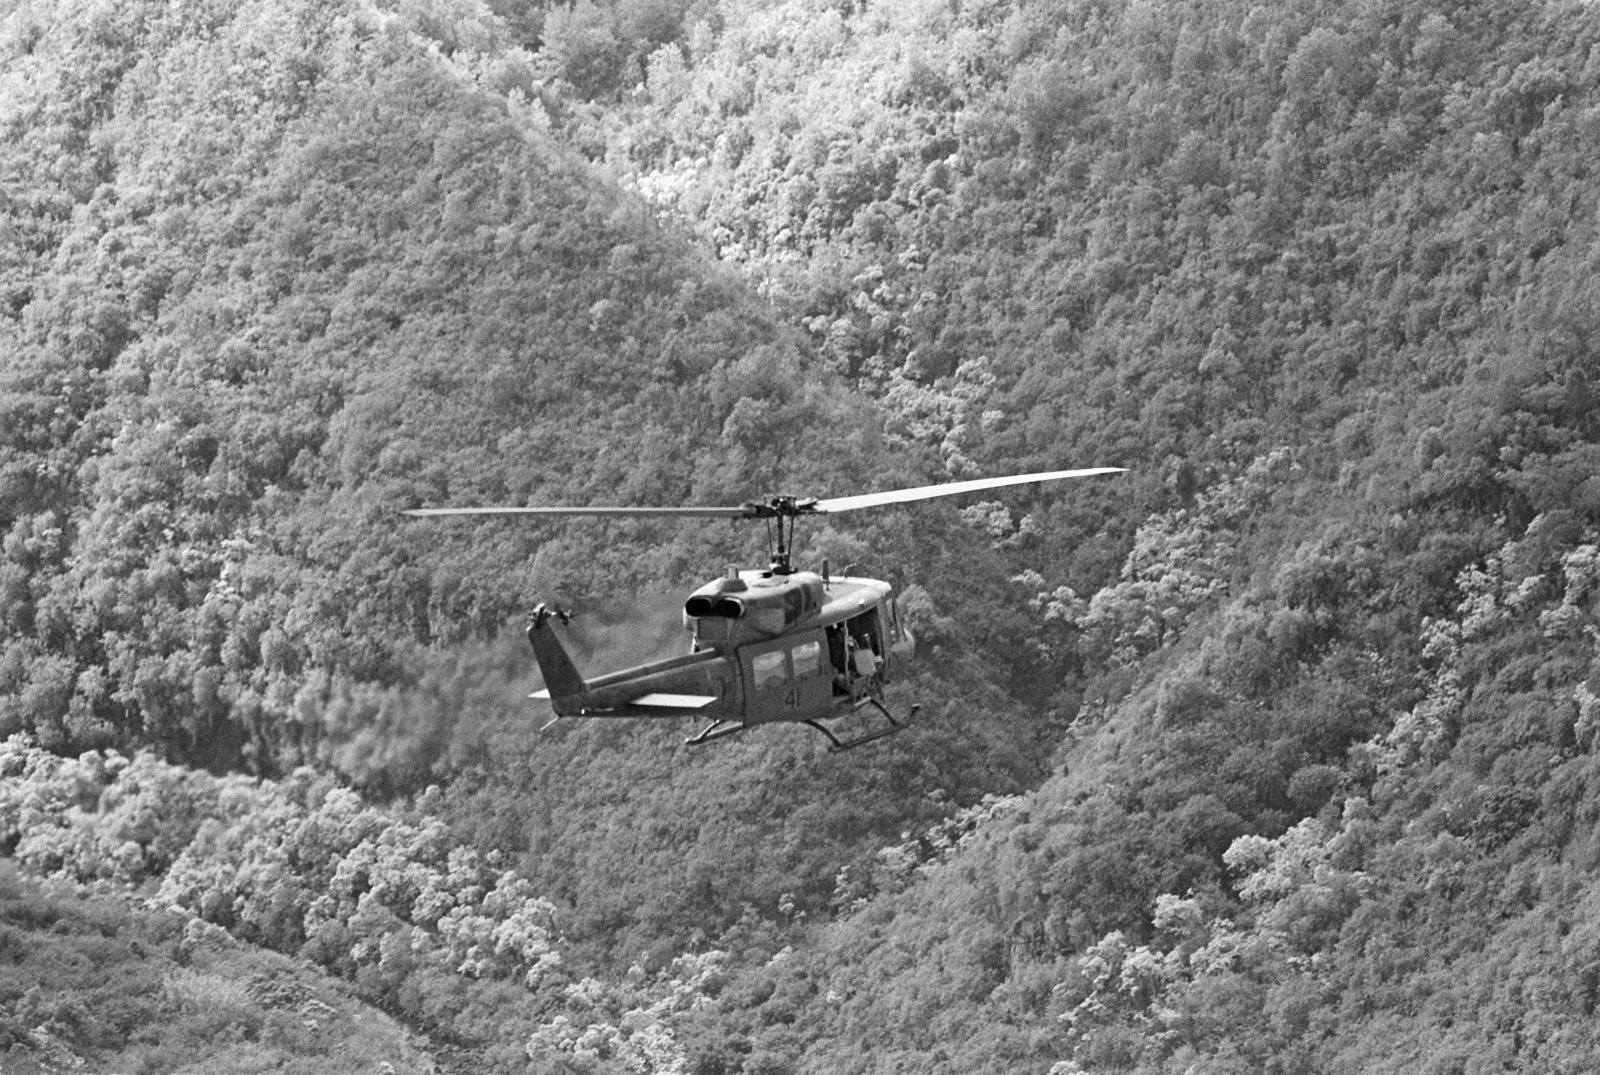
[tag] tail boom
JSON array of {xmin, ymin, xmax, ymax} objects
[{"xmin": 526, "ymin": 606, "xmax": 732, "ymax": 717}]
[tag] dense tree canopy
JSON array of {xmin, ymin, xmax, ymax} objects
[{"xmin": 6, "ymin": 0, "xmax": 1600, "ymax": 1071}]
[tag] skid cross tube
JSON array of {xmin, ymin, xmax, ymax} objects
[{"xmin": 685, "ymin": 719, "xmax": 755, "ymax": 746}]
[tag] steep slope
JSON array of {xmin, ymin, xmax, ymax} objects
[
  {"xmin": 10, "ymin": 0, "xmax": 1600, "ymax": 1072},
  {"xmin": 577, "ymin": 0, "xmax": 1598, "ymax": 518},
  {"xmin": 524, "ymin": 0, "xmax": 1600, "ymax": 1070},
  {"xmin": 0, "ymin": 0, "xmax": 1095, "ymax": 990},
  {"xmin": 1, "ymin": 0, "xmax": 827, "ymax": 767},
  {"xmin": 0, "ymin": 860, "xmax": 433, "ymax": 1073}
]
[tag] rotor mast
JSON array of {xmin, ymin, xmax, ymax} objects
[{"xmin": 741, "ymin": 495, "xmax": 817, "ymax": 574}]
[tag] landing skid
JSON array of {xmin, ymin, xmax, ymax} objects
[
  {"xmin": 684, "ymin": 699, "xmax": 920, "ymax": 752},
  {"xmin": 810, "ymin": 698, "xmax": 920, "ymax": 753}
]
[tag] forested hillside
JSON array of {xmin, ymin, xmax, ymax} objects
[
  {"xmin": 5, "ymin": 0, "xmax": 1600, "ymax": 1071},
  {"xmin": 0, "ymin": 857, "xmax": 433, "ymax": 1072}
]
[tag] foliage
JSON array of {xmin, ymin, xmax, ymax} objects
[
  {"xmin": 0, "ymin": 858, "xmax": 431, "ymax": 1073},
  {"xmin": 746, "ymin": 511, "xmax": 1600, "ymax": 1074},
  {"xmin": 0, "ymin": 732, "xmax": 575, "ymax": 1058},
  {"xmin": 10, "ymin": 0, "xmax": 1600, "ymax": 1071}
]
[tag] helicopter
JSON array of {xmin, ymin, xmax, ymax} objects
[{"xmin": 403, "ymin": 467, "xmax": 1123, "ymax": 751}]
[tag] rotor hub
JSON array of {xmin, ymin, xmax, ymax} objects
[{"xmin": 741, "ymin": 495, "xmax": 819, "ymax": 519}]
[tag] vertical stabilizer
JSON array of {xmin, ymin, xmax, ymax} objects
[{"xmin": 527, "ymin": 604, "xmax": 585, "ymax": 698}]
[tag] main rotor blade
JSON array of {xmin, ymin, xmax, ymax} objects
[
  {"xmin": 402, "ymin": 505, "xmax": 753, "ymax": 519},
  {"xmin": 812, "ymin": 467, "xmax": 1125, "ymax": 513}
]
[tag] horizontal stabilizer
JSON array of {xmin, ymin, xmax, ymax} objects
[
  {"xmin": 631, "ymin": 692, "xmax": 718, "ymax": 708},
  {"xmin": 528, "ymin": 689, "xmax": 716, "ymax": 709}
]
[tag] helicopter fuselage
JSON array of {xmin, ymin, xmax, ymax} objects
[{"xmin": 528, "ymin": 569, "xmax": 916, "ymax": 748}]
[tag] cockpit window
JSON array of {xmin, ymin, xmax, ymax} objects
[{"xmin": 749, "ymin": 608, "xmax": 786, "ymax": 635}]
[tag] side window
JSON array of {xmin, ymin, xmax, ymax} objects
[
  {"xmin": 753, "ymin": 650, "xmax": 788, "ymax": 690},
  {"xmin": 791, "ymin": 640, "xmax": 822, "ymax": 678}
]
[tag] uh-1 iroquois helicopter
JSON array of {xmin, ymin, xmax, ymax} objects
[{"xmin": 403, "ymin": 467, "xmax": 1123, "ymax": 751}]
